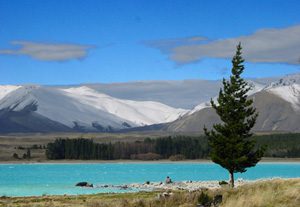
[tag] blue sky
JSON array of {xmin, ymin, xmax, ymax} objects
[{"xmin": 0, "ymin": 0, "xmax": 300, "ymax": 85}]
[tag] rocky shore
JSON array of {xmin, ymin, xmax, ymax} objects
[{"xmin": 94, "ymin": 178, "xmax": 250, "ymax": 192}]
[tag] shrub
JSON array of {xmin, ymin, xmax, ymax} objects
[
  {"xmin": 219, "ymin": 180, "xmax": 228, "ymax": 185},
  {"xmin": 169, "ymin": 154, "xmax": 186, "ymax": 161},
  {"xmin": 130, "ymin": 153, "xmax": 162, "ymax": 160},
  {"xmin": 12, "ymin": 153, "xmax": 19, "ymax": 159},
  {"xmin": 197, "ymin": 191, "xmax": 212, "ymax": 206}
]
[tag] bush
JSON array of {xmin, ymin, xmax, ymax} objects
[
  {"xmin": 197, "ymin": 191, "xmax": 212, "ymax": 206},
  {"xmin": 31, "ymin": 144, "xmax": 39, "ymax": 149},
  {"xmin": 219, "ymin": 180, "xmax": 228, "ymax": 185},
  {"xmin": 12, "ymin": 153, "xmax": 19, "ymax": 159},
  {"xmin": 169, "ymin": 154, "xmax": 186, "ymax": 161},
  {"xmin": 130, "ymin": 153, "xmax": 162, "ymax": 160}
]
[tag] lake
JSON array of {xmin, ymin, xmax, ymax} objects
[{"xmin": 0, "ymin": 162, "xmax": 299, "ymax": 197}]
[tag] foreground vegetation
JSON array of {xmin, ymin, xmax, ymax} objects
[
  {"xmin": 44, "ymin": 133, "xmax": 300, "ymax": 161},
  {"xmin": 1, "ymin": 179, "xmax": 299, "ymax": 207}
]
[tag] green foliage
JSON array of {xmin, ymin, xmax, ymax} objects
[
  {"xmin": 155, "ymin": 136, "xmax": 209, "ymax": 159},
  {"xmin": 46, "ymin": 136, "xmax": 209, "ymax": 160},
  {"xmin": 45, "ymin": 133, "xmax": 300, "ymax": 160},
  {"xmin": 46, "ymin": 138, "xmax": 113, "ymax": 160},
  {"xmin": 204, "ymin": 43, "xmax": 265, "ymax": 187},
  {"xmin": 253, "ymin": 133, "xmax": 300, "ymax": 157}
]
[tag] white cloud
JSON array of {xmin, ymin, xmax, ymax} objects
[
  {"xmin": 147, "ymin": 25, "xmax": 300, "ymax": 65},
  {"xmin": 0, "ymin": 41, "xmax": 94, "ymax": 61}
]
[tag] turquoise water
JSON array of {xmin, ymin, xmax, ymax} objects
[{"xmin": 0, "ymin": 163, "xmax": 299, "ymax": 197}]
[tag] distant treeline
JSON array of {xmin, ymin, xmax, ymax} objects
[
  {"xmin": 46, "ymin": 133, "xmax": 300, "ymax": 160},
  {"xmin": 254, "ymin": 133, "xmax": 300, "ymax": 157},
  {"xmin": 46, "ymin": 136, "xmax": 209, "ymax": 160}
]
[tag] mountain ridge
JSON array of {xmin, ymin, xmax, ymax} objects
[{"xmin": 0, "ymin": 73, "xmax": 299, "ymax": 133}]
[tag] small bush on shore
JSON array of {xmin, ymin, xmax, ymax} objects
[
  {"xmin": 12, "ymin": 153, "xmax": 19, "ymax": 159},
  {"xmin": 169, "ymin": 154, "xmax": 186, "ymax": 161},
  {"xmin": 219, "ymin": 180, "xmax": 229, "ymax": 185},
  {"xmin": 130, "ymin": 153, "xmax": 161, "ymax": 160}
]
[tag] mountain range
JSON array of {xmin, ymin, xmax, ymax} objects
[{"xmin": 0, "ymin": 74, "xmax": 299, "ymax": 133}]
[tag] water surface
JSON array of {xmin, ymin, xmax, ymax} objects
[{"xmin": 0, "ymin": 162, "xmax": 299, "ymax": 196}]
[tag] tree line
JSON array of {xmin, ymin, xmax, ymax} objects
[
  {"xmin": 45, "ymin": 136, "xmax": 209, "ymax": 160},
  {"xmin": 45, "ymin": 133, "xmax": 300, "ymax": 160}
]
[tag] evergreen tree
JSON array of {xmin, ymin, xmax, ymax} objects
[{"xmin": 204, "ymin": 43, "xmax": 265, "ymax": 187}]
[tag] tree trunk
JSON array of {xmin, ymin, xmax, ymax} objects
[{"xmin": 230, "ymin": 172, "xmax": 234, "ymax": 188}]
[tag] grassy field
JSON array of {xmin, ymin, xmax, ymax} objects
[{"xmin": 0, "ymin": 179, "xmax": 299, "ymax": 207}]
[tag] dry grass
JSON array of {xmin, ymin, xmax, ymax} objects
[
  {"xmin": 0, "ymin": 179, "xmax": 299, "ymax": 207},
  {"xmin": 221, "ymin": 178, "xmax": 300, "ymax": 207}
]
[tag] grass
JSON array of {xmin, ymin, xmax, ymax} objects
[
  {"xmin": 221, "ymin": 178, "xmax": 300, "ymax": 207},
  {"xmin": 0, "ymin": 179, "xmax": 299, "ymax": 207}
]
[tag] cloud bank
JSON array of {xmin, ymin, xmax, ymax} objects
[
  {"xmin": 147, "ymin": 25, "xmax": 300, "ymax": 65},
  {"xmin": 0, "ymin": 41, "xmax": 94, "ymax": 61}
]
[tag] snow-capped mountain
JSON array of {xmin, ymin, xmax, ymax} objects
[
  {"xmin": 0, "ymin": 85, "xmax": 20, "ymax": 100},
  {"xmin": 0, "ymin": 73, "xmax": 299, "ymax": 133},
  {"xmin": 265, "ymin": 74, "xmax": 300, "ymax": 110},
  {"xmin": 164, "ymin": 74, "xmax": 300, "ymax": 132},
  {"xmin": 0, "ymin": 85, "xmax": 187, "ymax": 132},
  {"xmin": 61, "ymin": 86, "xmax": 187, "ymax": 126},
  {"xmin": 188, "ymin": 80, "xmax": 265, "ymax": 115}
]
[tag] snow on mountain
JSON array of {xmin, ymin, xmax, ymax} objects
[
  {"xmin": 0, "ymin": 85, "xmax": 188, "ymax": 132},
  {"xmin": 165, "ymin": 75, "xmax": 300, "ymax": 133},
  {"xmin": 61, "ymin": 86, "xmax": 188, "ymax": 125},
  {"xmin": 265, "ymin": 74, "xmax": 300, "ymax": 110},
  {"xmin": 0, "ymin": 85, "xmax": 20, "ymax": 100},
  {"xmin": 0, "ymin": 85, "xmax": 135, "ymax": 130},
  {"xmin": 0, "ymin": 74, "xmax": 299, "ymax": 133},
  {"xmin": 266, "ymin": 73, "xmax": 300, "ymax": 88},
  {"xmin": 188, "ymin": 80, "xmax": 265, "ymax": 115}
]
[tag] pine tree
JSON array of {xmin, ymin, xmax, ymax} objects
[{"xmin": 204, "ymin": 43, "xmax": 265, "ymax": 188}]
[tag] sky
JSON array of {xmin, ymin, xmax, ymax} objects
[{"xmin": 0, "ymin": 0, "xmax": 300, "ymax": 85}]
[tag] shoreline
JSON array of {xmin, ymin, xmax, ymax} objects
[
  {"xmin": 1, "ymin": 178, "xmax": 299, "ymax": 198},
  {"xmin": 1, "ymin": 157, "xmax": 300, "ymax": 164},
  {"xmin": 1, "ymin": 178, "xmax": 299, "ymax": 207}
]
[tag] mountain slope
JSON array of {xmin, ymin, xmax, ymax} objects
[
  {"xmin": 187, "ymin": 80, "xmax": 265, "ymax": 115},
  {"xmin": 79, "ymin": 76, "xmax": 276, "ymax": 109},
  {"xmin": 165, "ymin": 74, "xmax": 300, "ymax": 132},
  {"xmin": 0, "ymin": 85, "xmax": 20, "ymax": 100},
  {"xmin": 0, "ymin": 74, "xmax": 298, "ymax": 133},
  {"xmin": 0, "ymin": 85, "xmax": 187, "ymax": 132},
  {"xmin": 61, "ymin": 86, "xmax": 187, "ymax": 126}
]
